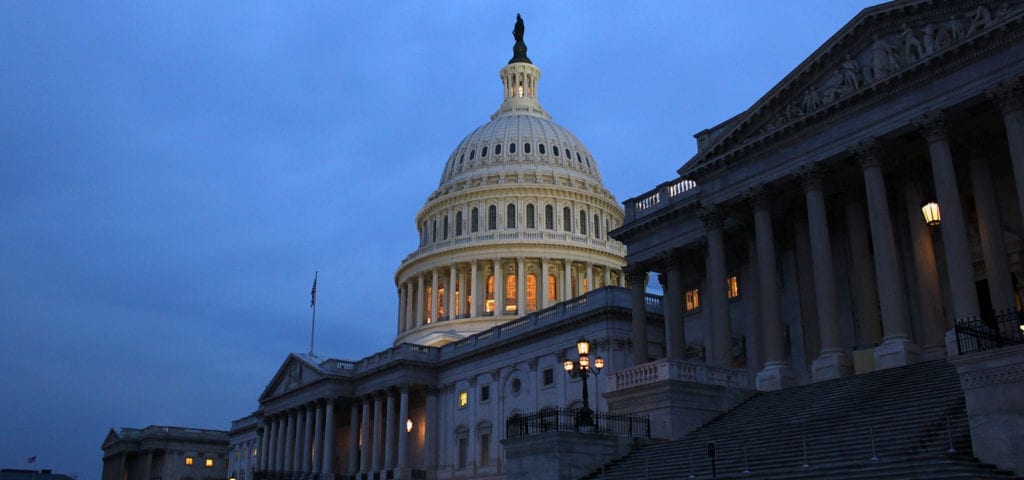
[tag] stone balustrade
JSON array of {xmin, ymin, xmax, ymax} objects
[
  {"xmin": 623, "ymin": 177, "xmax": 699, "ymax": 223},
  {"xmin": 608, "ymin": 357, "xmax": 752, "ymax": 391}
]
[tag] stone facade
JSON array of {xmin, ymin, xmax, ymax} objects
[{"xmin": 101, "ymin": 426, "xmax": 229, "ymax": 480}]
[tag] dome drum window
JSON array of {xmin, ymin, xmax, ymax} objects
[
  {"xmin": 470, "ymin": 149, "xmax": 475, "ymax": 160},
  {"xmin": 524, "ymin": 143, "xmax": 531, "ymax": 154},
  {"xmin": 495, "ymin": 144, "xmax": 502, "ymax": 155},
  {"xmin": 539, "ymin": 144, "xmax": 546, "ymax": 155},
  {"xmin": 509, "ymin": 143, "xmax": 516, "ymax": 154},
  {"xmin": 553, "ymin": 145, "xmax": 559, "ymax": 156},
  {"xmin": 481, "ymin": 146, "xmax": 488, "ymax": 158}
]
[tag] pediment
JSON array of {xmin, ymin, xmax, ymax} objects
[
  {"xmin": 101, "ymin": 428, "xmax": 121, "ymax": 449},
  {"xmin": 683, "ymin": 0, "xmax": 1024, "ymax": 176},
  {"xmin": 259, "ymin": 354, "xmax": 327, "ymax": 402}
]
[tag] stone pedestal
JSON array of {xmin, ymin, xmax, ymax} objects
[
  {"xmin": 874, "ymin": 336, "xmax": 921, "ymax": 370},
  {"xmin": 811, "ymin": 351, "xmax": 853, "ymax": 382},
  {"xmin": 755, "ymin": 362, "xmax": 796, "ymax": 391},
  {"xmin": 501, "ymin": 431, "xmax": 637, "ymax": 480},
  {"xmin": 952, "ymin": 344, "xmax": 1024, "ymax": 476}
]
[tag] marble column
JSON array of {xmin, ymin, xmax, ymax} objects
[
  {"xmin": 563, "ymin": 260, "xmax": 572, "ymax": 300},
  {"xmin": 703, "ymin": 209, "xmax": 732, "ymax": 368},
  {"xmin": 540, "ymin": 258, "xmax": 549, "ymax": 310},
  {"xmin": 517, "ymin": 257, "xmax": 526, "ymax": 314},
  {"xmin": 384, "ymin": 391, "xmax": 397, "ymax": 468},
  {"xmin": 662, "ymin": 255, "xmax": 686, "ymax": 360},
  {"xmin": 303, "ymin": 406, "xmax": 314, "ymax": 473},
  {"xmin": 397, "ymin": 387, "xmax": 410, "ymax": 469},
  {"xmin": 416, "ymin": 274, "xmax": 425, "ymax": 326},
  {"xmin": 854, "ymin": 141, "xmax": 919, "ymax": 369},
  {"xmin": 405, "ymin": 281, "xmax": 415, "ymax": 331},
  {"xmin": 312, "ymin": 402, "xmax": 324, "ymax": 474},
  {"xmin": 285, "ymin": 411, "xmax": 297, "ymax": 471},
  {"xmin": 903, "ymin": 180, "xmax": 947, "ymax": 358},
  {"xmin": 270, "ymin": 416, "xmax": 281, "ymax": 471},
  {"xmin": 745, "ymin": 238, "xmax": 763, "ymax": 371},
  {"xmin": 295, "ymin": 408, "xmax": 307, "ymax": 472},
  {"xmin": 585, "ymin": 262, "xmax": 594, "ymax": 293},
  {"xmin": 359, "ymin": 397, "xmax": 371, "ymax": 473},
  {"xmin": 844, "ymin": 196, "xmax": 882, "ymax": 346},
  {"xmin": 275, "ymin": 415, "xmax": 287, "ymax": 472},
  {"xmin": 321, "ymin": 399, "xmax": 336, "ymax": 478},
  {"xmin": 430, "ymin": 268, "xmax": 439, "ymax": 323},
  {"xmin": 397, "ymin": 286, "xmax": 406, "ymax": 334},
  {"xmin": 628, "ymin": 269, "xmax": 649, "ymax": 364},
  {"xmin": 471, "ymin": 260, "xmax": 480, "ymax": 317},
  {"xmin": 372, "ymin": 395, "xmax": 383, "ymax": 471},
  {"xmin": 989, "ymin": 79, "xmax": 1024, "ymax": 227},
  {"xmin": 802, "ymin": 168, "xmax": 853, "ymax": 381},
  {"xmin": 969, "ymin": 149, "xmax": 1017, "ymax": 312},
  {"xmin": 458, "ymin": 268, "xmax": 468, "ymax": 317},
  {"xmin": 347, "ymin": 404, "xmax": 359, "ymax": 475},
  {"xmin": 604, "ymin": 265, "xmax": 612, "ymax": 288},
  {"xmin": 750, "ymin": 187, "xmax": 796, "ymax": 389},
  {"xmin": 260, "ymin": 420, "xmax": 270, "ymax": 471},
  {"xmin": 494, "ymin": 259, "xmax": 504, "ymax": 314},
  {"xmin": 917, "ymin": 112, "xmax": 981, "ymax": 320},
  {"xmin": 449, "ymin": 265, "xmax": 457, "ymax": 320},
  {"xmin": 424, "ymin": 389, "xmax": 438, "ymax": 470}
]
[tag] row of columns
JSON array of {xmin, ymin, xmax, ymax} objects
[
  {"xmin": 259, "ymin": 399, "xmax": 335, "ymax": 477},
  {"xmin": 397, "ymin": 258, "xmax": 622, "ymax": 333},
  {"xmin": 349, "ymin": 387, "xmax": 412, "ymax": 475},
  {"xmin": 627, "ymin": 83, "xmax": 1024, "ymax": 388}
]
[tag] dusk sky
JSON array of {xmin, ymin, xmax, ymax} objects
[{"xmin": 0, "ymin": 2, "xmax": 876, "ymax": 479}]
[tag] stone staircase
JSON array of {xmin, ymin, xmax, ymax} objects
[{"xmin": 581, "ymin": 360, "xmax": 1020, "ymax": 479}]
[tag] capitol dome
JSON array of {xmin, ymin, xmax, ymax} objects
[{"xmin": 394, "ymin": 16, "xmax": 626, "ymax": 347}]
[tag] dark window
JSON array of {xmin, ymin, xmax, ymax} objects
[
  {"xmin": 545, "ymin": 205, "xmax": 554, "ymax": 229},
  {"xmin": 580, "ymin": 210, "xmax": 588, "ymax": 236},
  {"xmin": 459, "ymin": 154, "xmax": 464, "ymax": 165},
  {"xmin": 553, "ymin": 145, "xmax": 560, "ymax": 156},
  {"xmin": 507, "ymin": 204, "xmax": 516, "ymax": 228},
  {"xmin": 495, "ymin": 143, "xmax": 502, "ymax": 155},
  {"xmin": 511, "ymin": 378, "xmax": 522, "ymax": 394},
  {"xmin": 566, "ymin": 148, "xmax": 572, "ymax": 159},
  {"xmin": 563, "ymin": 207, "xmax": 572, "ymax": 232},
  {"xmin": 586, "ymin": 156, "xmax": 591, "ymax": 167},
  {"xmin": 509, "ymin": 143, "xmax": 516, "ymax": 154},
  {"xmin": 576, "ymin": 152, "xmax": 582, "ymax": 163},
  {"xmin": 471, "ymin": 208, "xmax": 479, "ymax": 233},
  {"xmin": 481, "ymin": 146, "xmax": 488, "ymax": 157},
  {"xmin": 443, "ymin": 215, "xmax": 449, "ymax": 240},
  {"xmin": 538, "ymin": 143, "xmax": 546, "ymax": 155},
  {"xmin": 432, "ymin": 220, "xmax": 437, "ymax": 242},
  {"xmin": 456, "ymin": 211, "xmax": 463, "ymax": 236},
  {"xmin": 526, "ymin": 204, "xmax": 535, "ymax": 228},
  {"xmin": 524, "ymin": 143, "xmax": 532, "ymax": 153},
  {"xmin": 480, "ymin": 385, "xmax": 490, "ymax": 402},
  {"xmin": 543, "ymin": 368, "xmax": 554, "ymax": 386},
  {"xmin": 480, "ymin": 433, "xmax": 491, "ymax": 467},
  {"xmin": 458, "ymin": 438, "xmax": 468, "ymax": 469},
  {"xmin": 488, "ymin": 205, "xmax": 497, "ymax": 230},
  {"xmin": 594, "ymin": 214, "xmax": 600, "ymax": 238},
  {"xmin": 470, "ymin": 149, "xmax": 475, "ymax": 160}
]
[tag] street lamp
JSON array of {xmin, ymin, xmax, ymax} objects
[{"xmin": 563, "ymin": 337, "xmax": 604, "ymax": 428}]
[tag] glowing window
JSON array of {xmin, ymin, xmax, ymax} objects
[
  {"xmin": 205, "ymin": 459, "xmax": 214, "ymax": 468},
  {"xmin": 548, "ymin": 274, "xmax": 557, "ymax": 301},
  {"xmin": 727, "ymin": 276, "xmax": 739, "ymax": 299},
  {"xmin": 485, "ymin": 275, "xmax": 494, "ymax": 313},
  {"xmin": 505, "ymin": 274, "xmax": 517, "ymax": 313},
  {"xmin": 459, "ymin": 391, "xmax": 469, "ymax": 408},
  {"xmin": 185, "ymin": 457, "xmax": 194, "ymax": 466},
  {"xmin": 685, "ymin": 289, "xmax": 700, "ymax": 311},
  {"xmin": 526, "ymin": 274, "xmax": 537, "ymax": 312}
]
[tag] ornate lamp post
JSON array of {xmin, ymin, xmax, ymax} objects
[{"xmin": 563, "ymin": 337, "xmax": 604, "ymax": 427}]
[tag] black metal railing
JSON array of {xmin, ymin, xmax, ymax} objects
[
  {"xmin": 955, "ymin": 309, "xmax": 1024, "ymax": 355},
  {"xmin": 505, "ymin": 408, "xmax": 650, "ymax": 439}
]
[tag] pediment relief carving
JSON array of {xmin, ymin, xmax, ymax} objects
[
  {"xmin": 262, "ymin": 356, "xmax": 326, "ymax": 401},
  {"xmin": 693, "ymin": 1, "xmax": 1023, "ymax": 172}
]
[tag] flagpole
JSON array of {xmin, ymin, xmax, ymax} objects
[{"xmin": 310, "ymin": 271, "xmax": 318, "ymax": 356}]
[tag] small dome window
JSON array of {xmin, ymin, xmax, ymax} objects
[
  {"xmin": 566, "ymin": 149, "xmax": 572, "ymax": 159},
  {"xmin": 538, "ymin": 144, "xmax": 546, "ymax": 155},
  {"xmin": 576, "ymin": 152, "xmax": 582, "ymax": 163},
  {"xmin": 586, "ymin": 156, "xmax": 591, "ymax": 167},
  {"xmin": 459, "ymin": 154, "xmax": 464, "ymax": 165},
  {"xmin": 524, "ymin": 143, "xmax": 532, "ymax": 154},
  {"xmin": 481, "ymin": 146, "xmax": 488, "ymax": 158},
  {"xmin": 552, "ymin": 146, "xmax": 559, "ymax": 157},
  {"xmin": 509, "ymin": 143, "xmax": 517, "ymax": 154},
  {"xmin": 495, "ymin": 144, "xmax": 502, "ymax": 155},
  {"xmin": 469, "ymin": 149, "xmax": 475, "ymax": 160}
]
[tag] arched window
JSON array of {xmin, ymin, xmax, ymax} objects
[
  {"xmin": 538, "ymin": 143, "xmax": 546, "ymax": 155},
  {"xmin": 524, "ymin": 143, "xmax": 532, "ymax": 154},
  {"xmin": 576, "ymin": 152, "xmax": 582, "ymax": 163},
  {"xmin": 563, "ymin": 207, "xmax": 572, "ymax": 232},
  {"xmin": 486, "ymin": 275, "xmax": 495, "ymax": 313},
  {"xmin": 432, "ymin": 219, "xmax": 438, "ymax": 242},
  {"xmin": 579, "ymin": 210, "xmax": 588, "ymax": 236},
  {"xmin": 566, "ymin": 148, "xmax": 572, "ymax": 160},
  {"xmin": 545, "ymin": 205, "xmax": 554, "ymax": 230},
  {"xmin": 443, "ymin": 215, "xmax": 449, "ymax": 240},
  {"xmin": 526, "ymin": 274, "xmax": 537, "ymax": 312},
  {"xmin": 456, "ymin": 211, "xmax": 463, "ymax": 236},
  {"xmin": 488, "ymin": 205, "xmax": 497, "ymax": 230},
  {"xmin": 459, "ymin": 154, "xmax": 465, "ymax": 165},
  {"xmin": 495, "ymin": 144, "xmax": 502, "ymax": 155},
  {"xmin": 593, "ymin": 214, "xmax": 600, "ymax": 238},
  {"xmin": 506, "ymin": 204, "xmax": 516, "ymax": 229},
  {"xmin": 420, "ymin": 221, "xmax": 427, "ymax": 246},
  {"xmin": 548, "ymin": 274, "xmax": 557, "ymax": 301},
  {"xmin": 505, "ymin": 274, "xmax": 517, "ymax": 313},
  {"xmin": 552, "ymin": 145, "xmax": 559, "ymax": 156},
  {"xmin": 471, "ymin": 207, "xmax": 479, "ymax": 233},
  {"xmin": 470, "ymin": 149, "xmax": 475, "ymax": 160},
  {"xmin": 526, "ymin": 204, "xmax": 535, "ymax": 228},
  {"xmin": 509, "ymin": 143, "xmax": 516, "ymax": 154},
  {"xmin": 481, "ymin": 146, "xmax": 488, "ymax": 158}
]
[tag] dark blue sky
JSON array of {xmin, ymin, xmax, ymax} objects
[{"xmin": 0, "ymin": 2, "xmax": 875, "ymax": 479}]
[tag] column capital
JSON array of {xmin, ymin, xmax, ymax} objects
[
  {"xmin": 624, "ymin": 266, "xmax": 647, "ymax": 285},
  {"xmin": 744, "ymin": 185, "xmax": 773, "ymax": 211},
  {"xmin": 698, "ymin": 205, "xmax": 725, "ymax": 229},
  {"xmin": 915, "ymin": 111, "xmax": 949, "ymax": 143},
  {"xmin": 956, "ymin": 128, "xmax": 997, "ymax": 158},
  {"xmin": 850, "ymin": 138, "xmax": 884, "ymax": 169},
  {"xmin": 987, "ymin": 77, "xmax": 1024, "ymax": 115},
  {"xmin": 797, "ymin": 163, "xmax": 827, "ymax": 191}
]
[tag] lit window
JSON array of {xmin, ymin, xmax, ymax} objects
[
  {"xmin": 459, "ymin": 390, "xmax": 468, "ymax": 408},
  {"xmin": 727, "ymin": 276, "xmax": 739, "ymax": 299},
  {"xmin": 505, "ymin": 274, "xmax": 517, "ymax": 313},
  {"xmin": 526, "ymin": 274, "xmax": 537, "ymax": 312},
  {"xmin": 185, "ymin": 457, "xmax": 194, "ymax": 466},
  {"xmin": 486, "ymin": 275, "xmax": 494, "ymax": 313},
  {"xmin": 205, "ymin": 459, "xmax": 214, "ymax": 468},
  {"xmin": 548, "ymin": 274, "xmax": 557, "ymax": 301},
  {"xmin": 685, "ymin": 289, "xmax": 700, "ymax": 311}
]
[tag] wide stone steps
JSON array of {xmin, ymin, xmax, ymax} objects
[{"xmin": 580, "ymin": 360, "xmax": 1021, "ymax": 480}]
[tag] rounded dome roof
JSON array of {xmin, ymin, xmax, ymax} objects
[{"xmin": 438, "ymin": 113, "xmax": 603, "ymax": 188}]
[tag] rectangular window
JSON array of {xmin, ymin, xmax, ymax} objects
[
  {"xmin": 459, "ymin": 390, "xmax": 468, "ymax": 408},
  {"xmin": 457, "ymin": 438, "xmax": 468, "ymax": 469},
  {"xmin": 543, "ymin": 368, "xmax": 554, "ymax": 386},
  {"xmin": 480, "ymin": 433, "xmax": 491, "ymax": 467},
  {"xmin": 185, "ymin": 457, "xmax": 194, "ymax": 466},
  {"xmin": 685, "ymin": 288, "xmax": 700, "ymax": 311},
  {"xmin": 480, "ymin": 384, "xmax": 490, "ymax": 402},
  {"xmin": 727, "ymin": 276, "xmax": 739, "ymax": 299},
  {"xmin": 205, "ymin": 459, "xmax": 214, "ymax": 468}
]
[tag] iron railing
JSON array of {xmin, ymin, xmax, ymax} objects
[
  {"xmin": 954, "ymin": 309, "xmax": 1024, "ymax": 355},
  {"xmin": 505, "ymin": 408, "xmax": 650, "ymax": 439}
]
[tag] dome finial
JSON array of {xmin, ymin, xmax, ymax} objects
[{"xmin": 509, "ymin": 14, "xmax": 532, "ymax": 65}]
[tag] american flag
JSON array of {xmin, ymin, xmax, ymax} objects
[
  {"xmin": 310, "ymin": 272, "xmax": 318, "ymax": 308},
  {"xmin": 27, "ymin": 456, "xmax": 36, "ymax": 464}
]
